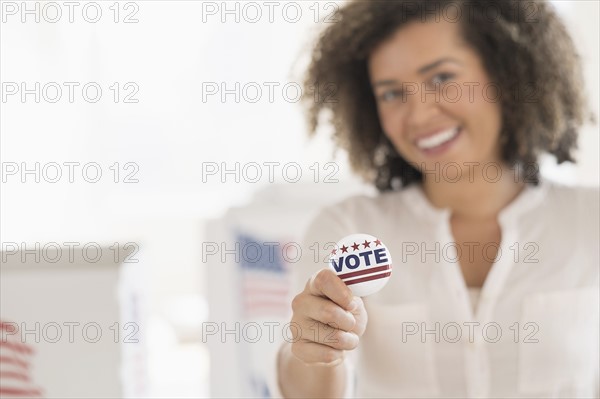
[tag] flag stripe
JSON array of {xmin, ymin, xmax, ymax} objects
[
  {"xmin": 0, "ymin": 322, "xmax": 18, "ymax": 332},
  {"xmin": 0, "ymin": 356, "xmax": 29, "ymax": 369},
  {"xmin": 0, "ymin": 371, "xmax": 30, "ymax": 382},
  {"xmin": 0, "ymin": 341, "xmax": 33, "ymax": 355},
  {"xmin": 237, "ymin": 234, "xmax": 290, "ymax": 318},
  {"xmin": 241, "ymin": 287, "xmax": 289, "ymax": 296},
  {"xmin": 0, "ymin": 387, "xmax": 42, "ymax": 397},
  {"xmin": 0, "ymin": 321, "xmax": 43, "ymax": 398}
]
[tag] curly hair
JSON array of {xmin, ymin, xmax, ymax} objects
[{"xmin": 301, "ymin": 0, "xmax": 594, "ymax": 191}]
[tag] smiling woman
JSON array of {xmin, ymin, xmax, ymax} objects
[
  {"xmin": 274, "ymin": 1, "xmax": 599, "ymax": 398},
  {"xmin": 368, "ymin": 21, "xmax": 504, "ymax": 180},
  {"xmin": 302, "ymin": 0, "xmax": 592, "ymax": 192}
]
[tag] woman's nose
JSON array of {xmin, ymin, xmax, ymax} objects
[{"xmin": 405, "ymin": 88, "xmax": 441, "ymax": 130}]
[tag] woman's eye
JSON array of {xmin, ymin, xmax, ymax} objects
[
  {"xmin": 379, "ymin": 90, "xmax": 403, "ymax": 102},
  {"xmin": 430, "ymin": 72, "xmax": 455, "ymax": 86}
]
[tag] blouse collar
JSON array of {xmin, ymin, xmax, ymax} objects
[
  {"xmin": 497, "ymin": 176, "xmax": 549, "ymax": 226},
  {"xmin": 400, "ymin": 177, "xmax": 550, "ymax": 226}
]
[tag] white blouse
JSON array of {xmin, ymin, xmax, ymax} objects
[
  {"xmin": 272, "ymin": 177, "xmax": 599, "ymax": 398},
  {"xmin": 468, "ymin": 287, "xmax": 481, "ymax": 314}
]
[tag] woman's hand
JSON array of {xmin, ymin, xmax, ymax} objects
[{"xmin": 289, "ymin": 269, "xmax": 368, "ymax": 365}]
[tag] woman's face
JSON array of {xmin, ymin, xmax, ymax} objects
[{"xmin": 368, "ymin": 19, "xmax": 503, "ymax": 174}]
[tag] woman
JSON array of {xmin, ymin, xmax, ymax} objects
[{"xmin": 275, "ymin": 0, "xmax": 598, "ymax": 398}]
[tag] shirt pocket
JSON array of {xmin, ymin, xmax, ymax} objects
[
  {"xmin": 358, "ymin": 301, "xmax": 440, "ymax": 398},
  {"xmin": 518, "ymin": 288, "xmax": 599, "ymax": 397}
]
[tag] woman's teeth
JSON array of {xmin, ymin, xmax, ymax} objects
[{"xmin": 416, "ymin": 127, "xmax": 460, "ymax": 150}]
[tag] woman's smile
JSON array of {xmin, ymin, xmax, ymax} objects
[{"xmin": 414, "ymin": 125, "xmax": 463, "ymax": 157}]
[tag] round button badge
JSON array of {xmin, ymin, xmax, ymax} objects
[{"xmin": 329, "ymin": 233, "xmax": 393, "ymax": 297}]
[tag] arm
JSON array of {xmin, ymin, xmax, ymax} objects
[
  {"xmin": 276, "ymin": 269, "xmax": 367, "ymax": 398},
  {"xmin": 277, "ymin": 341, "xmax": 348, "ymax": 398}
]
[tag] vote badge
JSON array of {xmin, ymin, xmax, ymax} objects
[{"xmin": 329, "ymin": 233, "xmax": 392, "ymax": 297}]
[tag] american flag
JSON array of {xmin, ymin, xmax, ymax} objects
[
  {"xmin": 236, "ymin": 232, "xmax": 291, "ymax": 319},
  {"xmin": 0, "ymin": 321, "xmax": 44, "ymax": 398}
]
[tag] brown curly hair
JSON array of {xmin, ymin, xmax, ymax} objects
[{"xmin": 301, "ymin": 0, "xmax": 594, "ymax": 191}]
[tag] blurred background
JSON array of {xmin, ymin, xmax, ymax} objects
[{"xmin": 0, "ymin": 0, "xmax": 598, "ymax": 397}]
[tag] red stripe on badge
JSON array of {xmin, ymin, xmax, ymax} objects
[
  {"xmin": 345, "ymin": 272, "xmax": 392, "ymax": 286},
  {"xmin": 338, "ymin": 265, "xmax": 390, "ymax": 280}
]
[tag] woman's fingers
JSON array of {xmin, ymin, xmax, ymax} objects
[
  {"xmin": 293, "ymin": 294, "xmax": 356, "ymax": 332},
  {"xmin": 293, "ymin": 319, "xmax": 359, "ymax": 350},
  {"xmin": 288, "ymin": 269, "xmax": 368, "ymax": 365},
  {"xmin": 307, "ymin": 269, "xmax": 357, "ymax": 312},
  {"xmin": 290, "ymin": 340, "xmax": 344, "ymax": 365}
]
